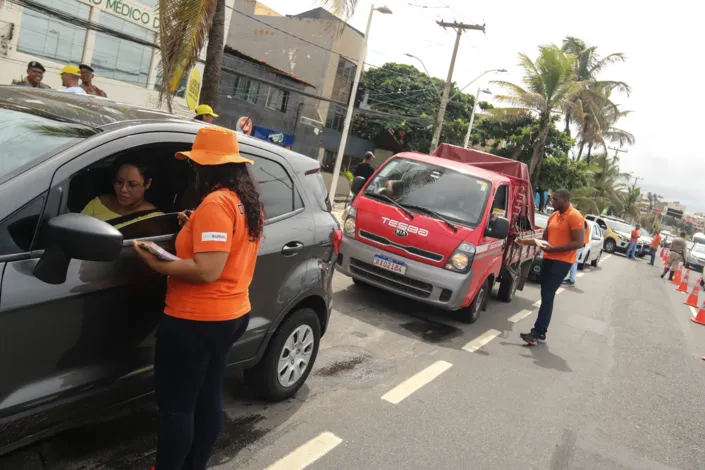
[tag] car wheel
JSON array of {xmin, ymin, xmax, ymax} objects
[
  {"xmin": 244, "ymin": 308, "xmax": 321, "ymax": 401},
  {"xmin": 497, "ymin": 272, "xmax": 517, "ymax": 303},
  {"xmin": 591, "ymin": 251, "xmax": 601, "ymax": 267},
  {"xmin": 459, "ymin": 279, "xmax": 488, "ymax": 324},
  {"xmin": 578, "ymin": 252, "xmax": 589, "ymax": 270},
  {"xmin": 604, "ymin": 239, "xmax": 616, "ymax": 253}
]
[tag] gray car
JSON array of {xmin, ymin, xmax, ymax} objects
[{"xmin": 0, "ymin": 87, "xmax": 340, "ymax": 454}]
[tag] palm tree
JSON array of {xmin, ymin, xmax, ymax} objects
[
  {"xmin": 586, "ymin": 153, "xmax": 630, "ymax": 214},
  {"xmin": 619, "ymin": 186, "xmax": 642, "ymax": 222},
  {"xmin": 492, "ymin": 45, "xmax": 582, "ymax": 180}
]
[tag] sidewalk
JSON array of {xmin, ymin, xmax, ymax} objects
[{"xmin": 332, "ymin": 202, "xmax": 346, "ymax": 224}]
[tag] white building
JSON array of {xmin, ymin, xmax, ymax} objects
[{"xmin": 0, "ymin": 0, "xmax": 235, "ymax": 115}]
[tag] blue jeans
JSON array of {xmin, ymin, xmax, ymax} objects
[
  {"xmin": 649, "ymin": 247, "xmax": 657, "ymax": 265},
  {"xmin": 626, "ymin": 241, "xmax": 638, "ymax": 259},
  {"xmin": 533, "ymin": 259, "xmax": 573, "ymax": 336},
  {"xmin": 565, "ymin": 248, "xmax": 583, "ymax": 283}
]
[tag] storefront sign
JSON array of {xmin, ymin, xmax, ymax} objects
[
  {"xmin": 78, "ymin": 0, "xmax": 159, "ymax": 31},
  {"xmin": 252, "ymin": 126, "xmax": 294, "ymax": 147},
  {"xmin": 185, "ymin": 69, "xmax": 201, "ymax": 110}
]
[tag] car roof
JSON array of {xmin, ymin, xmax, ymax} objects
[
  {"xmin": 393, "ymin": 151, "xmax": 512, "ymax": 184},
  {"xmin": 0, "ymin": 86, "xmax": 319, "ymax": 173}
]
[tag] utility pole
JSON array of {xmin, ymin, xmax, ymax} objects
[
  {"xmin": 630, "ymin": 176, "xmax": 643, "ymax": 189},
  {"xmin": 429, "ymin": 20, "xmax": 485, "ymax": 153},
  {"xmin": 608, "ymin": 146, "xmax": 628, "ymax": 160}
]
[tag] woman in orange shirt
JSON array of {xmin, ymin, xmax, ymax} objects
[{"xmin": 134, "ymin": 127, "xmax": 263, "ymax": 470}]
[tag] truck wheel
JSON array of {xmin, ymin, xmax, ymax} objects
[
  {"xmin": 459, "ymin": 279, "xmax": 488, "ymax": 324},
  {"xmin": 497, "ymin": 273, "xmax": 517, "ymax": 303},
  {"xmin": 244, "ymin": 308, "xmax": 321, "ymax": 402},
  {"xmin": 591, "ymin": 251, "xmax": 601, "ymax": 267},
  {"xmin": 604, "ymin": 239, "xmax": 616, "ymax": 253}
]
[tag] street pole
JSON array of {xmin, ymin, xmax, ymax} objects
[
  {"xmin": 608, "ymin": 146, "xmax": 628, "ymax": 160},
  {"xmin": 328, "ymin": 5, "xmax": 392, "ymax": 203},
  {"xmin": 463, "ymin": 86, "xmax": 490, "ymax": 148},
  {"xmin": 429, "ymin": 21, "xmax": 485, "ymax": 153}
]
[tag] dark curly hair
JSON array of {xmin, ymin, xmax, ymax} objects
[{"xmin": 193, "ymin": 162, "xmax": 263, "ymax": 241}]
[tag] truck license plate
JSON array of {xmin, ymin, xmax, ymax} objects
[{"xmin": 373, "ymin": 255, "xmax": 407, "ymax": 275}]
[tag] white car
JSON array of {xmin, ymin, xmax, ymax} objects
[{"xmin": 578, "ymin": 220, "xmax": 604, "ymax": 269}]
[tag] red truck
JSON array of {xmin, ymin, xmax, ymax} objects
[{"xmin": 336, "ymin": 144, "xmax": 542, "ymax": 323}]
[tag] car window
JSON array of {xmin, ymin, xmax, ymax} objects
[
  {"xmin": 492, "ymin": 185, "xmax": 508, "ymax": 214},
  {"xmin": 0, "ymin": 105, "xmax": 97, "ymax": 185},
  {"xmin": 0, "ymin": 195, "xmax": 45, "ymax": 256},
  {"xmin": 304, "ymin": 168, "xmax": 331, "ymax": 212},
  {"xmin": 247, "ymin": 154, "xmax": 304, "ymax": 220},
  {"xmin": 534, "ymin": 213, "xmax": 549, "ymax": 228},
  {"xmin": 117, "ymin": 213, "xmax": 180, "ymax": 240}
]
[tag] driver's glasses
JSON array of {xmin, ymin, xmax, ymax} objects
[{"xmin": 113, "ymin": 179, "xmax": 143, "ymax": 191}]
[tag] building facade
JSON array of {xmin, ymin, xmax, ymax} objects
[{"xmin": 0, "ymin": 0, "xmax": 236, "ymax": 116}]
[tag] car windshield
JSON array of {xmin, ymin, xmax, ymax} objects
[
  {"xmin": 606, "ymin": 220, "xmax": 635, "ymax": 233},
  {"xmin": 363, "ymin": 157, "xmax": 490, "ymax": 228},
  {"xmin": 639, "ymin": 228, "xmax": 650, "ymax": 237},
  {"xmin": 534, "ymin": 213, "xmax": 549, "ymax": 228},
  {"xmin": 0, "ymin": 104, "xmax": 97, "ymax": 184}
]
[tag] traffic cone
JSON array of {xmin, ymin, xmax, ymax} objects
[
  {"xmin": 677, "ymin": 277, "xmax": 689, "ymax": 293},
  {"xmin": 685, "ymin": 286, "xmax": 700, "ymax": 307},
  {"xmin": 673, "ymin": 267, "xmax": 682, "ymax": 285},
  {"xmin": 691, "ymin": 300, "xmax": 705, "ymax": 325},
  {"xmin": 684, "ymin": 269, "xmax": 691, "ymax": 283}
]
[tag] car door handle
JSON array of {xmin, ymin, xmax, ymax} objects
[{"xmin": 281, "ymin": 242, "xmax": 304, "ymax": 256}]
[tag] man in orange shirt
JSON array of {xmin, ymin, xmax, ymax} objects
[
  {"xmin": 521, "ymin": 189, "xmax": 585, "ymax": 345},
  {"xmin": 648, "ymin": 230, "xmax": 662, "ymax": 265},
  {"xmin": 626, "ymin": 224, "xmax": 641, "ymax": 259}
]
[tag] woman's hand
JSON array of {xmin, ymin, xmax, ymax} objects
[
  {"xmin": 177, "ymin": 210, "xmax": 193, "ymax": 227},
  {"xmin": 133, "ymin": 240, "xmax": 159, "ymax": 268}
]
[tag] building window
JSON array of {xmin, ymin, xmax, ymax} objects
[
  {"xmin": 333, "ymin": 57, "xmax": 356, "ymax": 102},
  {"xmin": 233, "ymin": 75, "xmax": 260, "ymax": 103},
  {"xmin": 154, "ymin": 70, "xmax": 188, "ymax": 98},
  {"xmin": 17, "ymin": 0, "xmax": 90, "ymax": 64},
  {"xmin": 265, "ymin": 87, "xmax": 289, "ymax": 113},
  {"xmin": 91, "ymin": 13, "xmax": 155, "ymax": 87},
  {"xmin": 325, "ymin": 104, "xmax": 347, "ymax": 132}
]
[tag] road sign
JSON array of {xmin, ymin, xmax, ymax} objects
[
  {"xmin": 237, "ymin": 116, "xmax": 253, "ymax": 135},
  {"xmin": 666, "ymin": 208, "xmax": 683, "ymax": 219},
  {"xmin": 185, "ymin": 69, "xmax": 201, "ymax": 110}
]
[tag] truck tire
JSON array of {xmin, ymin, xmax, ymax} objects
[
  {"xmin": 244, "ymin": 308, "xmax": 321, "ymax": 402},
  {"xmin": 459, "ymin": 279, "xmax": 488, "ymax": 324},
  {"xmin": 604, "ymin": 239, "xmax": 616, "ymax": 253},
  {"xmin": 497, "ymin": 273, "xmax": 517, "ymax": 303}
]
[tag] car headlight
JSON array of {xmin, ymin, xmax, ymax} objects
[
  {"xmin": 445, "ymin": 242, "xmax": 476, "ymax": 273},
  {"xmin": 343, "ymin": 208, "xmax": 357, "ymax": 238}
]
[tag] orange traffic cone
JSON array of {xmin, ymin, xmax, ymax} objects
[
  {"xmin": 684, "ymin": 269, "xmax": 691, "ymax": 283},
  {"xmin": 678, "ymin": 277, "xmax": 689, "ymax": 293},
  {"xmin": 691, "ymin": 300, "xmax": 705, "ymax": 325},
  {"xmin": 673, "ymin": 267, "xmax": 682, "ymax": 285},
  {"xmin": 685, "ymin": 286, "xmax": 700, "ymax": 307}
]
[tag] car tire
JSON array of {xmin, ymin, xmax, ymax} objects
[
  {"xmin": 591, "ymin": 251, "xmax": 601, "ymax": 267},
  {"xmin": 497, "ymin": 272, "xmax": 517, "ymax": 303},
  {"xmin": 244, "ymin": 308, "xmax": 321, "ymax": 402},
  {"xmin": 604, "ymin": 239, "xmax": 616, "ymax": 253},
  {"xmin": 459, "ymin": 279, "xmax": 488, "ymax": 324},
  {"xmin": 578, "ymin": 252, "xmax": 589, "ymax": 270}
]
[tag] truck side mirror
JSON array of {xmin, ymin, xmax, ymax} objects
[
  {"xmin": 350, "ymin": 176, "xmax": 366, "ymax": 195},
  {"xmin": 485, "ymin": 216, "xmax": 510, "ymax": 239}
]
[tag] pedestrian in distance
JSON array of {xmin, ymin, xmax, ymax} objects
[
  {"xmin": 521, "ymin": 189, "xmax": 585, "ymax": 345},
  {"xmin": 661, "ymin": 231, "xmax": 688, "ymax": 280},
  {"xmin": 648, "ymin": 230, "xmax": 662, "ymax": 266},
  {"xmin": 354, "ymin": 151, "xmax": 376, "ymax": 180},
  {"xmin": 626, "ymin": 224, "xmax": 641, "ymax": 259},
  {"xmin": 194, "ymin": 104, "xmax": 218, "ymax": 123},
  {"xmin": 562, "ymin": 219, "xmax": 590, "ymax": 287},
  {"xmin": 133, "ymin": 127, "xmax": 263, "ymax": 470},
  {"xmin": 79, "ymin": 64, "xmax": 107, "ymax": 97},
  {"xmin": 59, "ymin": 65, "xmax": 87, "ymax": 94},
  {"xmin": 11, "ymin": 61, "xmax": 51, "ymax": 88}
]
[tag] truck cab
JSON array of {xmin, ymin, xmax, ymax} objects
[{"xmin": 336, "ymin": 145, "xmax": 541, "ymax": 323}]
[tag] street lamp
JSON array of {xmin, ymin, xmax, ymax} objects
[
  {"xmin": 463, "ymin": 87, "xmax": 491, "ymax": 148},
  {"xmin": 328, "ymin": 5, "xmax": 393, "ymax": 203},
  {"xmin": 404, "ymin": 53, "xmax": 442, "ymax": 98}
]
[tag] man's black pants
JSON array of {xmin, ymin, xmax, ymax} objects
[{"xmin": 533, "ymin": 259, "xmax": 572, "ymax": 336}]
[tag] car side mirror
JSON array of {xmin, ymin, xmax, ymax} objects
[
  {"xmin": 33, "ymin": 213, "xmax": 123, "ymax": 285},
  {"xmin": 350, "ymin": 176, "xmax": 366, "ymax": 195},
  {"xmin": 485, "ymin": 216, "xmax": 510, "ymax": 239}
]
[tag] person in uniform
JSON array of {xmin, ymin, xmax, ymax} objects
[
  {"xmin": 194, "ymin": 104, "xmax": 218, "ymax": 123},
  {"xmin": 661, "ymin": 232, "xmax": 688, "ymax": 280},
  {"xmin": 79, "ymin": 64, "xmax": 107, "ymax": 97},
  {"xmin": 12, "ymin": 61, "xmax": 51, "ymax": 88}
]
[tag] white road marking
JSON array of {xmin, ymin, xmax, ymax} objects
[
  {"xmin": 508, "ymin": 309, "xmax": 532, "ymax": 323},
  {"xmin": 533, "ymin": 300, "xmax": 542, "ymax": 308},
  {"xmin": 603, "ymin": 254, "xmax": 612, "ymax": 261},
  {"xmin": 556, "ymin": 288, "xmax": 565, "ymax": 295},
  {"xmin": 381, "ymin": 361, "xmax": 452, "ymax": 404},
  {"xmin": 265, "ymin": 432, "xmax": 342, "ymax": 470},
  {"xmin": 577, "ymin": 272, "xmax": 585, "ymax": 278},
  {"xmin": 690, "ymin": 306, "xmax": 698, "ymax": 317},
  {"xmin": 462, "ymin": 329, "xmax": 501, "ymax": 353}
]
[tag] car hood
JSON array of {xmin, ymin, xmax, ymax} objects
[{"xmin": 614, "ymin": 230, "xmax": 631, "ymax": 239}]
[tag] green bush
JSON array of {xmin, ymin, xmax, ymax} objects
[{"xmin": 341, "ymin": 170, "xmax": 354, "ymax": 183}]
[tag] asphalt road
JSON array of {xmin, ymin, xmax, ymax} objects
[{"xmin": 4, "ymin": 252, "xmax": 705, "ymax": 469}]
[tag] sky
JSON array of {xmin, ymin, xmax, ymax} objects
[{"xmin": 262, "ymin": 0, "xmax": 704, "ymax": 213}]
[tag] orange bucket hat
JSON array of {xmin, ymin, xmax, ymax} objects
[{"xmin": 176, "ymin": 126, "xmax": 253, "ymax": 165}]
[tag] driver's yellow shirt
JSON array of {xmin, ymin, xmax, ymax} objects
[{"xmin": 81, "ymin": 196, "xmax": 163, "ymax": 229}]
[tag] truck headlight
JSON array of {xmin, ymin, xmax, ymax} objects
[
  {"xmin": 445, "ymin": 242, "xmax": 476, "ymax": 273},
  {"xmin": 343, "ymin": 208, "xmax": 357, "ymax": 237}
]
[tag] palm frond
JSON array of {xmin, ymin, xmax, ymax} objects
[
  {"xmin": 588, "ymin": 53, "xmax": 628, "ymax": 77},
  {"xmin": 158, "ymin": 0, "xmax": 218, "ymax": 109},
  {"xmin": 318, "ymin": 0, "xmax": 358, "ymax": 18}
]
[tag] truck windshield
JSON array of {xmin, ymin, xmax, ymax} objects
[{"xmin": 363, "ymin": 157, "xmax": 490, "ymax": 228}]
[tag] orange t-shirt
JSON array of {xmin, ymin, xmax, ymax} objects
[
  {"xmin": 165, "ymin": 189, "xmax": 261, "ymax": 321},
  {"xmin": 544, "ymin": 204, "xmax": 584, "ymax": 264},
  {"xmin": 651, "ymin": 234, "xmax": 662, "ymax": 248},
  {"xmin": 630, "ymin": 229, "xmax": 639, "ymax": 243}
]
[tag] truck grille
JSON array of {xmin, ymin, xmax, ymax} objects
[
  {"xmin": 349, "ymin": 258, "xmax": 433, "ymax": 298},
  {"xmin": 358, "ymin": 230, "xmax": 444, "ymax": 262}
]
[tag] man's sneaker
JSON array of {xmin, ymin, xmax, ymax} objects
[
  {"xmin": 520, "ymin": 331, "xmax": 545, "ymax": 345},
  {"xmin": 562, "ymin": 279, "xmax": 576, "ymax": 287}
]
